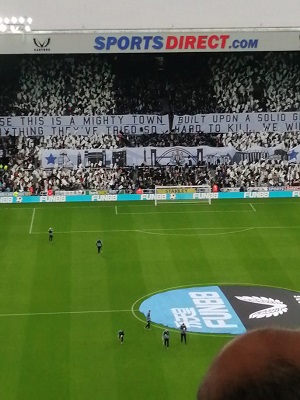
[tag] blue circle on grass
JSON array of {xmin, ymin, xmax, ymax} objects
[{"xmin": 139, "ymin": 285, "xmax": 300, "ymax": 334}]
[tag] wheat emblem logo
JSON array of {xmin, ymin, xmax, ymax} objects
[{"xmin": 235, "ymin": 296, "xmax": 288, "ymax": 319}]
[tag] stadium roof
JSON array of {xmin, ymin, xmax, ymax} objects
[{"xmin": 1, "ymin": 0, "xmax": 300, "ymax": 32}]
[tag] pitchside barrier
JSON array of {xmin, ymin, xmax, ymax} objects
[{"xmin": 1, "ymin": 190, "xmax": 300, "ymax": 204}]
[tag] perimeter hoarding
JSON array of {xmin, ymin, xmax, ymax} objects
[
  {"xmin": 1, "ymin": 30, "xmax": 300, "ymax": 54},
  {"xmin": 1, "ymin": 190, "xmax": 300, "ymax": 204}
]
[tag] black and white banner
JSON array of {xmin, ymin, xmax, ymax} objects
[
  {"xmin": 173, "ymin": 112, "xmax": 300, "ymax": 133},
  {"xmin": 0, "ymin": 115, "xmax": 169, "ymax": 136},
  {"xmin": 42, "ymin": 143, "xmax": 289, "ymax": 169},
  {"xmin": 2, "ymin": 112, "xmax": 300, "ymax": 136}
]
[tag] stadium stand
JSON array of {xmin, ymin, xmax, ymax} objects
[{"xmin": 1, "ymin": 51, "xmax": 300, "ymax": 192}]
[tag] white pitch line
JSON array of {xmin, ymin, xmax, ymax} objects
[
  {"xmin": 0, "ymin": 309, "xmax": 134, "ymax": 317},
  {"xmin": 135, "ymin": 227, "xmax": 254, "ymax": 236},
  {"xmin": 117, "ymin": 210, "xmax": 254, "ymax": 215},
  {"xmin": 115, "ymin": 206, "xmax": 118, "ymax": 215},
  {"xmin": 249, "ymin": 203, "xmax": 256, "ymax": 212},
  {"xmin": 29, "ymin": 207, "xmax": 36, "ymax": 234},
  {"xmin": 1, "ymin": 200, "xmax": 300, "ymax": 212},
  {"xmin": 1, "ymin": 205, "xmax": 116, "ymax": 211},
  {"xmin": 29, "ymin": 225, "xmax": 300, "ymax": 235}
]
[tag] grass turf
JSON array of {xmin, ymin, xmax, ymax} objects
[{"xmin": 0, "ymin": 198, "xmax": 300, "ymax": 399}]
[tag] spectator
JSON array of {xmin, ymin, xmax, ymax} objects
[{"xmin": 198, "ymin": 327, "xmax": 300, "ymax": 400}]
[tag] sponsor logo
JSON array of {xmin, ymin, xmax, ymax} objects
[
  {"xmin": 244, "ymin": 191, "xmax": 269, "ymax": 198},
  {"xmin": 33, "ymin": 38, "xmax": 51, "ymax": 52},
  {"xmin": 39, "ymin": 195, "xmax": 66, "ymax": 203},
  {"xmin": 16, "ymin": 196, "xmax": 23, "ymax": 203},
  {"xmin": 220, "ymin": 187, "xmax": 241, "ymax": 192},
  {"xmin": 193, "ymin": 192, "xmax": 218, "ymax": 199},
  {"xmin": 94, "ymin": 35, "xmax": 258, "ymax": 52},
  {"xmin": 286, "ymin": 185, "xmax": 300, "ymax": 191},
  {"xmin": 246, "ymin": 187, "xmax": 269, "ymax": 192},
  {"xmin": 91, "ymin": 194, "xmax": 117, "ymax": 202},
  {"xmin": 0, "ymin": 196, "xmax": 13, "ymax": 203},
  {"xmin": 268, "ymin": 186, "xmax": 285, "ymax": 191},
  {"xmin": 235, "ymin": 296, "xmax": 287, "ymax": 319},
  {"xmin": 141, "ymin": 194, "xmax": 167, "ymax": 201},
  {"xmin": 139, "ymin": 285, "xmax": 300, "ymax": 334}
]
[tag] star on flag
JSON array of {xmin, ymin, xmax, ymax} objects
[{"xmin": 45, "ymin": 153, "xmax": 57, "ymax": 164}]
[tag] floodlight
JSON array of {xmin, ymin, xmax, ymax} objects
[
  {"xmin": 0, "ymin": 16, "xmax": 33, "ymax": 33},
  {"xmin": 10, "ymin": 25, "xmax": 20, "ymax": 32}
]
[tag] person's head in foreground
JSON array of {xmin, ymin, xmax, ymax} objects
[{"xmin": 197, "ymin": 327, "xmax": 300, "ymax": 400}]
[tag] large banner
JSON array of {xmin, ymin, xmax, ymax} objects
[
  {"xmin": 1, "ymin": 112, "xmax": 300, "ymax": 136},
  {"xmin": 1, "ymin": 30, "xmax": 300, "ymax": 54},
  {"xmin": 0, "ymin": 115, "xmax": 169, "ymax": 136},
  {"xmin": 173, "ymin": 112, "xmax": 300, "ymax": 133},
  {"xmin": 42, "ymin": 143, "xmax": 288, "ymax": 168}
]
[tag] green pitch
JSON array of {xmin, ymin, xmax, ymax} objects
[{"xmin": 0, "ymin": 198, "xmax": 300, "ymax": 400}]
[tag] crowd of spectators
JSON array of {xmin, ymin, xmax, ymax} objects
[
  {"xmin": 6, "ymin": 56, "xmax": 116, "ymax": 116},
  {"xmin": 0, "ymin": 162, "xmax": 212, "ymax": 194},
  {"xmin": 209, "ymin": 52, "xmax": 300, "ymax": 113},
  {"xmin": 215, "ymin": 130, "xmax": 300, "ymax": 151},
  {"xmin": 1, "ymin": 129, "xmax": 300, "ymax": 193},
  {"xmin": 1, "ymin": 51, "xmax": 300, "ymax": 193},
  {"xmin": 215, "ymin": 159, "xmax": 300, "ymax": 189},
  {"xmin": 2, "ymin": 52, "xmax": 300, "ymax": 116}
]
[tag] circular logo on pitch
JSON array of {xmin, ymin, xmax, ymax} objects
[{"xmin": 139, "ymin": 285, "xmax": 300, "ymax": 334}]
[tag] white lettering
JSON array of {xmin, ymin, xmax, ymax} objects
[
  {"xmin": 39, "ymin": 196, "xmax": 66, "ymax": 203},
  {"xmin": 244, "ymin": 192, "xmax": 269, "ymax": 198},
  {"xmin": 193, "ymin": 193, "xmax": 218, "ymax": 200},
  {"xmin": 0, "ymin": 196, "xmax": 13, "ymax": 203},
  {"xmin": 171, "ymin": 307, "xmax": 202, "ymax": 329},
  {"xmin": 91, "ymin": 194, "xmax": 117, "ymax": 202},
  {"xmin": 141, "ymin": 194, "xmax": 167, "ymax": 201},
  {"xmin": 203, "ymin": 318, "xmax": 238, "ymax": 328},
  {"xmin": 189, "ymin": 291, "xmax": 238, "ymax": 328}
]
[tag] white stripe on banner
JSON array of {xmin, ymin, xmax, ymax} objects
[
  {"xmin": 1, "ymin": 112, "xmax": 300, "ymax": 136},
  {"xmin": 173, "ymin": 112, "xmax": 300, "ymax": 134},
  {"xmin": 0, "ymin": 115, "xmax": 169, "ymax": 136}
]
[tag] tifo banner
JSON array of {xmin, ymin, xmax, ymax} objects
[
  {"xmin": 173, "ymin": 112, "xmax": 300, "ymax": 133},
  {"xmin": 2, "ymin": 112, "xmax": 300, "ymax": 136},
  {"xmin": 0, "ymin": 115, "xmax": 169, "ymax": 136},
  {"xmin": 287, "ymin": 144, "xmax": 300, "ymax": 163},
  {"xmin": 42, "ymin": 143, "xmax": 289, "ymax": 168}
]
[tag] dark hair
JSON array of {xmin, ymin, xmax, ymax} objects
[
  {"xmin": 197, "ymin": 328, "xmax": 300, "ymax": 400},
  {"xmin": 199, "ymin": 360, "xmax": 300, "ymax": 400}
]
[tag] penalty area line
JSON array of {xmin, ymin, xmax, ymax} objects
[
  {"xmin": 249, "ymin": 203, "xmax": 256, "ymax": 212},
  {"xmin": 0, "ymin": 309, "xmax": 135, "ymax": 317},
  {"xmin": 117, "ymin": 210, "xmax": 254, "ymax": 215},
  {"xmin": 29, "ymin": 207, "xmax": 36, "ymax": 234},
  {"xmin": 29, "ymin": 225, "xmax": 300, "ymax": 235}
]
